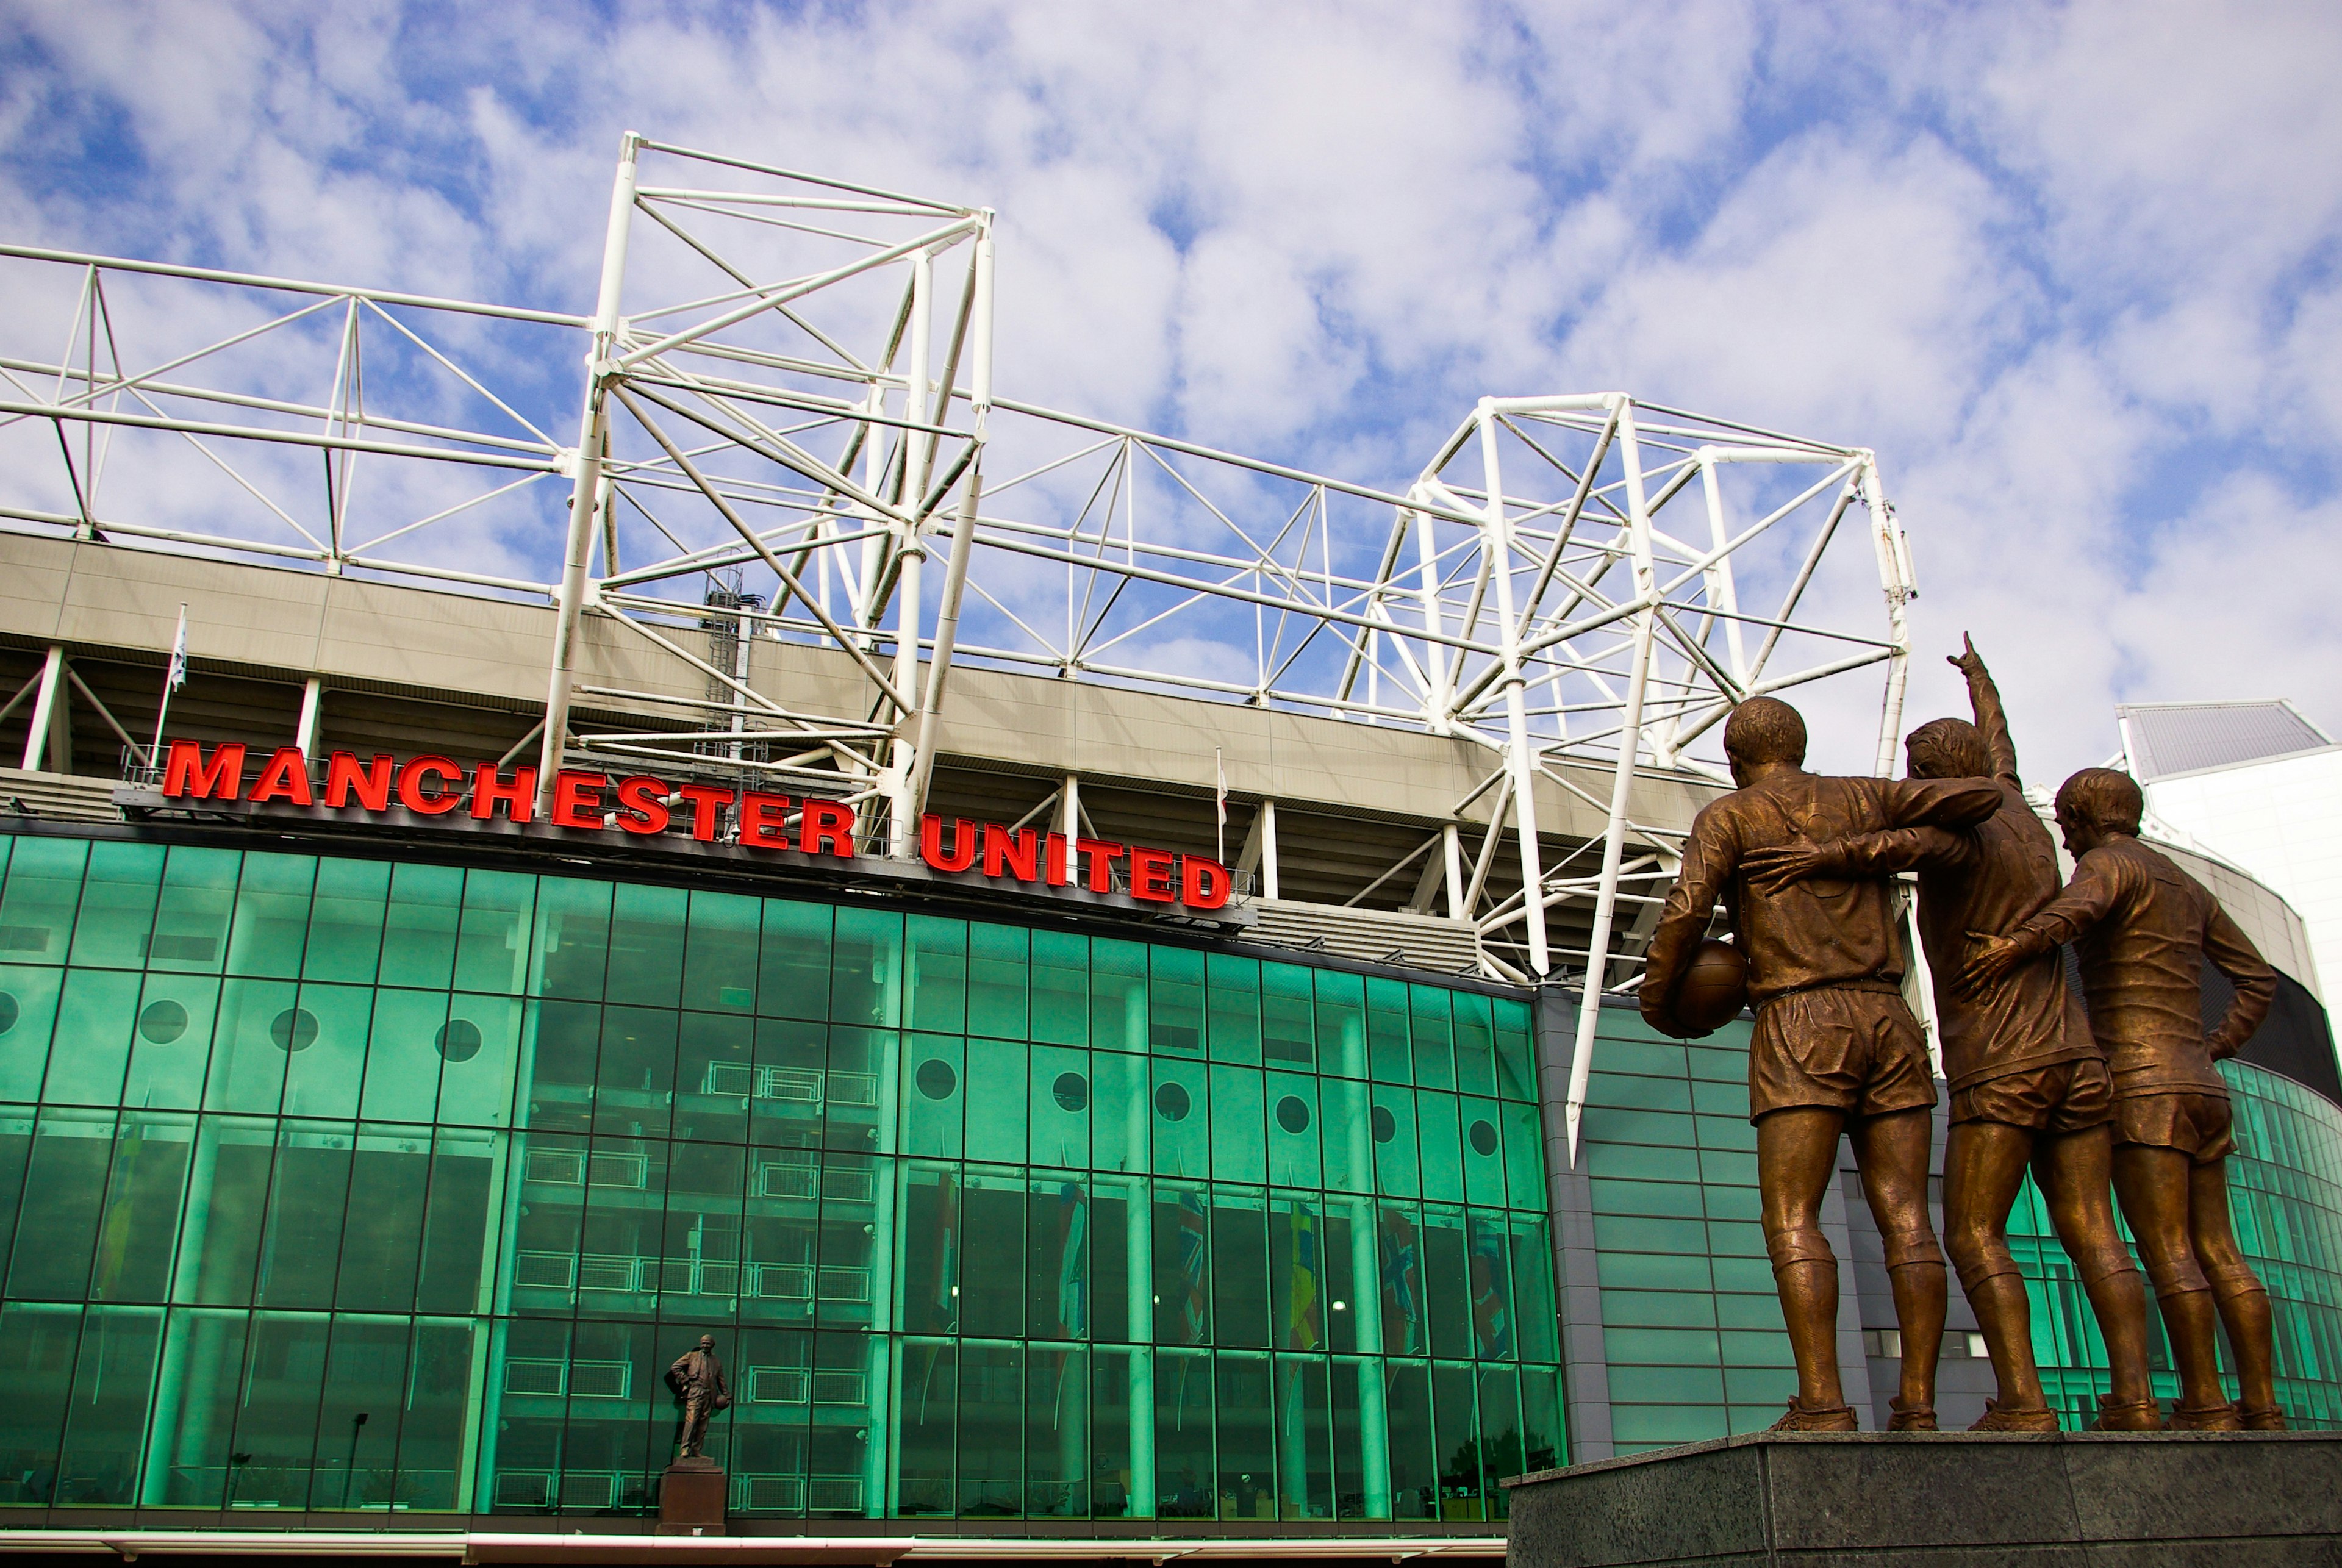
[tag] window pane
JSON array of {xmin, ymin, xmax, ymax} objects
[
  {"xmin": 1153, "ymin": 1347, "xmax": 1212, "ymax": 1516},
  {"xmin": 901, "ymin": 1035, "xmax": 964, "ymax": 1159},
  {"xmin": 1492, "ymin": 998, "xmax": 1536, "ymax": 1101},
  {"xmin": 1370, "ymin": 1086, "xmax": 1419, "ymax": 1198},
  {"xmin": 1266, "ymin": 1072, "xmax": 1320, "ymax": 1189},
  {"xmin": 1408, "ymin": 987, "xmax": 1454, "ymax": 1090},
  {"xmin": 1030, "ymin": 1044, "xmax": 1089, "ymax": 1172},
  {"xmin": 1031, "ymin": 930, "xmax": 1088, "ymax": 1047},
  {"xmin": 0, "ymin": 961, "xmax": 63, "ymax": 1101},
  {"xmin": 335, "ymin": 1128, "xmax": 431, "ymax": 1312},
  {"xmin": 256, "ymin": 1122, "xmax": 353, "ymax": 1308},
  {"xmin": 959, "ymin": 1170, "xmax": 1024, "ymax": 1339},
  {"xmin": 682, "ymin": 890, "xmax": 761, "ymax": 1014},
  {"xmin": 438, "ymin": 993, "xmax": 520, "ymax": 1130},
  {"xmin": 279, "ymin": 981, "xmax": 371, "ymax": 1121},
  {"xmin": 1206, "ymin": 954, "xmax": 1261, "ymax": 1065},
  {"xmin": 1453, "ymin": 993, "xmax": 1497, "ymax": 1097},
  {"xmin": 895, "ymin": 1339, "xmax": 956, "ymax": 1516},
  {"xmin": 1366, "ymin": 978, "xmax": 1411, "ymax": 1083},
  {"xmin": 225, "ymin": 853, "xmax": 317, "ymax": 978},
  {"xmin": 1149, "ymin": 1058, "xmax": 1208, "ymax": 1180},
  {"xmin": 965, "ymin": 1037, "xmax": 1028, "ymax": 1167},
  {"xmin": 830, "ymin": 907, "xmax": 901, "ymax": 1027},
  {"xmin": 759, "ymin": 900, "xmax": 831, "ymax": 1021},
  {"xmin": 1461, "ymin": 1096, "xmax": 1507, "ymax": 1208},
  {"xmin": 66, "ymin": 840, "xmax": 163, "ymax": 970},
  {"xmin": 1090, "ymin": 939, "xmax": 1146, "ymax": 1053},
  {"xmin": 0, "ymin": 835, "xmax": 90, "ymax": 966},
  {"xmin": 750, "ymin": 1016, "xmax": 824, "ymax": 1150},
  {"xmin": 1467, "ymin": 1211, "xmax": 1514, "ymax": 1359},
  {"xmin": 534, "ymin": 876, "xmax": 611, "ymax": 1001},
  {"xmin": 605, "ymin": 881, "xmax": 685, "ymax": 1009},
  {"xmin": 149, "ymin": 845, "xmax": 238, "ymax": 976},
  {"xmin": 55, "ymin": 1303, "xmax": 160, "ymax": 1505},
  {"xmin": 958, "ymin": 1342, "xmax": 1022, "ymax": 1517},
  {"xmin": 1089, "ymin": 1050, "xmax": 1147, "ymax": 1176},
  {"xmin": 1212, "ymin": 1187, "xmax": 1269, "ymax": 1348},
  {"xmin": 1421, "ymin": 1206, "xmax": 1474, "ymax": 1361},
  {"xmin": 1319, "ymin": 1077, "xmax": 1370, "ymax": 1194},
  {"xmin": 303, "ymin": 856, "xmax": 389, "ymax": 984},
  {"xmin": 1153, "ymin": 1184, "xmax": 1210, "ymax": 1345},
  {"xmin": 1417, "ymin": 1092, "xmax": 1465, "ymax": 1203},
  {"xmin": 1209, "ymin": 1065, "xmax": 1265, "ymax": 1186},
  {"xmin": 89, "ymin": 1113, "xmax": 192, "ymax": 1303},
  {"xmin": 676, "ymin": 1010, "xmax": 753, "ymax": 1145},
  {"xmin": 376, "ymin": 861, "xmax": 461, "ymax": 989},
  {"xmin": 1431, "ymin": 1361, "xmax": 1482, "ymax": 1519},
  {"xmin": 1383, "ymin": 1359, "xmax": 1434, "ymax": 1519},
  {"xmin": 1275, "ymin": 1352, "xmax": 1333, "ymax": 1519},
  {"xmin": 969, "ymin": 923, "xmax": 1028, "ymax": 1042},
  {"xmin": 1259, "ymin": 964, "xmax": 1311, "ymax": 1066},
  {"xmin": 48, "ymin": 967, "xmax": 141, "ymax": 1108},
  {"xmin": 124, "ymin": 972, "xmax": 218, "ymax": 1111},
  {"xmin": 903, "ymin": 915, "xmax": 967, "ymax": 1036},
  {"xmin": 593, "ymin": 1006, "xmax": 676, "ymax": 1140},
  {"xmin": 1378, "ymin": 1203, "xmax": 1426, "ymax": 1356},
  {"xmin": 1216, "ymin": 1350, "xmax": 1274, "ymax": 1519},
  {"xmin": 1148, "ymin": 948, "xmax": 1203, "ymax": 1057},
  {"xmin": 7, "ymin": 1108, "xmax": 113, "ymax": 1298},
  {"xmin": 453, "ymin": 870, "xmax": 536, "ymax": 996},
  {"xmin": 1314, "ymin": 969, "xmax": 1366, "ymax": 1079}
]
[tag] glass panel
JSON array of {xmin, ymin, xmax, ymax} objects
[
  {"xmin": 1030, "ymin": 1044, "xmax": 1089, "ymax": 1172},
  {"xmin": 760, "ymin": 900, "xmax": 831, "ymax": 1021},
  {"xmin": 1089, "ymin": 1347, "xmax": 1134, "ymax": 1517},
  {"xmin": 1505, "ymin": 1101, "xmax": 1544, "ymax": 1215},
  {"xmin": 1319, "ymin": 1077, "xmax": 1370, "ymax": 1194},
  {"xmin": 303, "ymin": 857, "xmax": 389, "ymax": 984},
  {"xmin": 1153, "ymin": 1183, "xmax": 1211, "ymax": 1345},
  {"xmin": 0, "ymin": 1303, "xmax": 77, "ymax": 1504},
  {"xmin": 7, "ymin": 1108, "xmax": 113, "ymax": 1299},
  {"xmin": 901, "ymin": 1035, "xmax": 964, "ymax": 1160},
  {"xmin": 0, "ymin": 961, "xmax": 64, "ymax": 1101},
  {"xmin": 417, "ymin": 1126, "xmax": 495, "ymax": 1315},
  {"xmin": 1089, "ymin": 1050, "xmax": 1147, "ymax": 1175},
  {"xmin": 682, "ymin": 890, "xmax": 761, "ymax": 1014},
  {"xmin": 1461, "ymin": 1095, "xmax": 1507, "ymax": 1208},
  {"xmin": 1148, "ymin": 948, "xmax": 1203, "ymax": 1058},
  {"xmin": 1031, "ymin": 930, "xmax": 1088, "ymax": 1047},
  {"xmin": 1519, "ymin": 1363, "xmax": 1564, "ymax": 1472},
  {"xmin": 895, "ymin": 1339, "xmax": 956, "ymax": 1516},
  {"xmin": 224, "ymin": 853, "xmax": 317, "ymax": 978},
  {"xmin": 903, "ymin": 915, "xmax": 967, "ymax": 1036},
  {"xmin": 534, "ymin": 876, "xmax": 611, "ymax": 1002},
  {"xmin": 1269, "ymin": 1194, "xmax": 1328, "ymax": 1355},
  {"xmin": 1206, "ymin": 954, "xmax": 1261, "ymax": 1065},
  {"xmin": 1408, "ymin": 986, "xmax": 1455, "ymax": 1090},
  {"xmin": 830, "ymin": 907, "xmax": 901, "ymax": 1028},
  {"xmin": 965, "ymin": 1037, "xmax": 1028, "ymax": 1167},
  {"xmin": 334, "ymin": 1127, "xmax": 431, "ymax": 1313},
  {"xmin": 968, "ymin": 923, "xmax": 1028, "ymax": 1042},
  {"xmin": 452, "ymin": 870, "xmax": 537, "ymax": 997},
  {"xmin": 959, "ymin": 1167, "xmax": 1025, "ymax": 1339},
  {"xmin": 1259, "ymin": 964, "xmax": 1312, "ymax": 1066},
  {"xmin": 1089, "ymin": 939, "xmax": 1146, "ymax": 1054},
  {"xmin": 256, "ymin": 1122, "xmax": 354, "ymax": 1308},
  {"xmin": 1216, "ymin": 1350, "xmax": 1275, "ymax": 1520},
  {"xmin": 593, "ymin": 1006, "xmax": 676, "ymax": 1140},
  {"xmin": 1431, "ymin": 1361, "xmax": 1482, "ymax": 1519},
  {"xmin": 750, "ymin": 1017, "xmax": 825, "ymax": 1150},
  {"xmin": 55, "ymin": 1304, "xmax": 162, "ymax": 1505},
  {"xmin": 398, "ymin": 1321, "xmax": 476, "ymax": 1511},
  {"xmin": 1266, "ymin": 1072, "xmax": 1320, "ymax": 1189},
  {"xmin": 1314, "ymin": 969, "xmax": 1366, "ymax": 1079},
  {"xmin": 191, "ymin": 1119, "xmax": 276, "ymax": 1305},
  {"xmin": 1208, "ymin": 1064, "xmax": 1265, "ymax": 1186},
  {"xmin": 314, "ymin": 1316, "xmax": 412, "ymax": 1509},
  {"xmin": 148, "ymin": 845, "xmax": 237, "ymax": 976},
  {"xmin": 279, "ymin": 981, "xmax": 371, "ymax": 1121},
  {"xmin": 1378, "ymin": 1203, "xmax": 1427, "ymax": 1356},
  {"xmin": 958, "ymin": 1342, "xmax": 1022, "ymax": 1517},
  {"xmin": 90, "ymin": 1113, "xmax": 192, "ymax": 1303},
  {"xmin": 1417, "ymin": 1090, "xmax": 1465, "ymax": 1203},
  {"xmin": 1511, "ymin": 1217, "xmax": 1560, "ymax": 1363},
  {"xmin": 1028, "ymin": 1177, "xmax": 1089, "ymax": 1342},
  {"xmin": 1149, "ymin": 1058, "xmax": 1208, "ymax": 1179},
  {"xmin": 377, "ymin": 861, "xmax": 462, "ymax": 989},
  {"xmin": 1421, "ymin": 1206, "xmax": 1474, "ymax": 1361},
  {"xmin": 437, "ymin": 993, "xmax": 520, "ymax": 1130},
  {"xmin": 125, "ymin": 972, "xmax": 218, "ymax": 1111},
  {"xmin": 46, "ymin": 967, "xmax": 141, "ymax": 1107},
  {"xmin": 1370, "ymin": 1085, "xmax": 1419, "ymax": 1198},
  {"xmin": 1153, "ymin": 1347, "xmax": 1212, "ymax": 1517},
  {"xmin": 1276, "ymin": 1352, "xmax": 1333, "ymax": 1519},
  {"xmin": 1366, "ymin": 978, "xmax": 1411, "ymax": 1084},
  {"xmin": 1212, "ymin": 1186, "xmax": 1270, "ymax": 1348},
  {"xmin": 66, "ymin": 840, "xmax": 163, "ymax": 970},
  {"xmin": 1383, "ymin": 1359, "xmax": 1434, "ymax": 1519},
  {"xmin": 606, "ymin": 881, "xmax": 685, "ymax": 1009},
  {"xmin": 0, "ymin": 835, "xmax": 88, "ymax": 967},
  {"xmin": 1467, "ymin": 1211, "xmax": 1514, "ymax": 1359},
  {"xmin": 1453, "ymin": 993, "xmax": 1497, "ymax": 1097},
  {"xmin": 676, "ymin": 1011, "xmax": 753, "ymax": 1145},
  {"xmin": 227, "ymin": 1310, "xmax": 332, "ymax": 1507},
  {"xmin": 1492, "ymin": 998, "xmax": 1536, "ymax": 1101}
]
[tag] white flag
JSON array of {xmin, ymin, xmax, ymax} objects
[{"xmin": 165, "ymin": 605, "xmax": 188, "ymax": 692}]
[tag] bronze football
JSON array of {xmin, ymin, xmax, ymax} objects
[{"xmin": 1668, "ymin": 939, "xmax": 1749, "ymax": 1037}]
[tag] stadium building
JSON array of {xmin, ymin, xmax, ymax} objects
[{"xmin": 0, "ymin": 139, "xmax": 2335, "ymax": 1557}]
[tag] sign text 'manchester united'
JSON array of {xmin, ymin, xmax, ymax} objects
[{"xmin": 159, "ymin": 741, "xmax": 1233, "ymax": 912}]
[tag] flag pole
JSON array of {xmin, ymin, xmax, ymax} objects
[
  {"xmin": 148, "ymin": 603, "xmax": 188, "ymax": 773},
  {"xmin": 1215, "ymin": 747, "xmax": 1226, "ymax": 865}
]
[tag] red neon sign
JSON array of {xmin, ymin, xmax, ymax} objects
[{"xmin": 159, "ymin": 742, "xmax": 1234, "ymax": 911}]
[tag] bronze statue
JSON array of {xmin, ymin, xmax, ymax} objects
[
  {"xmin": 1964, "ymin": 767, "xmax": 2284, "ymax": 1431},
  {"xmin": 1743, "ymin": 638, "xmax": 2157, "ymax": 1431},
  {"xmin": 1641, "ymin": 696, "xmax": 1999, "ymax": 1432},
  {"xmin": 666, "ymin": 1334, "xmax": 732, "ymax": 1459}
]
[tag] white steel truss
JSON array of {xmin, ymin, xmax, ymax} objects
[{"xmin": 0, "ymin": 132, "xmax": 1918, "ymax": 1147}]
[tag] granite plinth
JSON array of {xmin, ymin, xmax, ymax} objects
[
  {"xmin": 657, "ymin": 1457, "xmax": 727, "ymax": 1536},
  {"xmin": 1505, "ymin": 1430, "xmax": 2341, "ymax": 1566}
]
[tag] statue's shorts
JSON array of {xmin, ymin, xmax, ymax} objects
[
  {"xmin": 1747, "ymin": 983, "xmax": 1936, "ymax": 1123},
  {"xmin": 1949, "ymin": 1056, "xmax": 2114, "ymax": 1133},
  {"xmin": 2115, "ymin": 1090, "xmax": 2234, "ymax": 1164}
]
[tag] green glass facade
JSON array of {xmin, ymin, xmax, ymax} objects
[
  {"xmin": 1580, "ymin": 1013, "xmax": 2342, "ymax": 1451},
  {"xmin": 0, "ymin": 831, "xmax": 1561, "ymax": 1522}
]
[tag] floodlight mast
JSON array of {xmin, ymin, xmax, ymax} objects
[{"xmin": 0, "ymin": 129, "xmax": 1916, "ymax": 1167}]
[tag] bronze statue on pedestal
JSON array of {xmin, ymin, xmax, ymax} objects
[
  {"xmin": 1964, "ymin": 767, "xmax": 2285, "ymax": 1431},
  {"xmin": 1641, "ymin": 696, "xmax": 2000, "ymax": 1432},
  {"xmin": 667, "ymin": 1334, "xmax": 732, "ymax": 1459},
  {"xmin": 1743, "ymin": 638, "xmax": 2157, "ymax": 1431}
]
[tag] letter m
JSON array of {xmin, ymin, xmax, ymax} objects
[{"xmin": 162, "ymin": 740, "xmax": 246, "ymax": 800}]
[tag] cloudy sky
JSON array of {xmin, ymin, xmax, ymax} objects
[{"xmin": 2, "ymin": 0, "xmax": 2338, "ymax": 780}]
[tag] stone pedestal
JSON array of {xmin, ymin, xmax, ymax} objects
[
  {"xmin": 1505, "ymin": 1430, "xmax": 2341, "ymax": 1566},
  {"xmin": 656, "ymin": 1456, "xmax": 726, "ymax": 1536}
]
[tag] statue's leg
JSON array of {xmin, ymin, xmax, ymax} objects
[
  {"xmin": 1850, "ymin": 1106, "xmax": 1946, "ymax": 1419},
  {"xmin": 2111, "ymin": 1137, "xmax": 2230, "ymax": 1423},
  {"xmin": 1943, "ymin": 1116, "xmax": 2047, "ymax": 1416},
  {"xmin": 2032, "ymin": 1121, "xmax": 2155, "ymax": 1418},
  {"xmin": 1755, "ymin": 1104, "xmax": 1851, "ymax": 1416},
  {"xmin": 2189, "ymin": 1152, "xmax": 2280, "ymax": 1424}
]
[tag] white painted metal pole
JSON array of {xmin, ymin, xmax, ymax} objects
[
  {"xmin": 1478, "ymin": 401, "xmax": 1549, "ymax": 975},
  {"xmin": 1860, "ymin": 453, "xmax": 1914, "ymax": 777},
  {"xmin": 294, "ymin": 677, "xmax": 322, "ymax": 757},
  {"xmin": 20, "ymin": 645, "xmax": 63, "ymax": 771},
  {"xmin": 537, "ymin": 131, "xmax": 640, "ymax": 807},
  {"xmin": 1565, "ymin": 397, "xmax": 1661, "ymax": 1158},
  {"xmin": 887, "ymin": 251, "xmax": 934, "ymax": 857},
  {"xmin": 1260, "ymin": 799, "xmax": 1280, "ymax": 901}
]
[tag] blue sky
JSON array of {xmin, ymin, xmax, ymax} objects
[{"xmin": 2, "ymin": 0, "xmax": 2339, "ymax": 778}]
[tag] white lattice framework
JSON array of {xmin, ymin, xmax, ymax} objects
[{"xmin": 0, "ymin": 132, "xmax": 1918, "ymax": 1145}]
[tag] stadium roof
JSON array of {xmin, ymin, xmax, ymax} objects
[{"xmin": 2119, "ymin": 699, "xmax": 2336, "ymax": 782}]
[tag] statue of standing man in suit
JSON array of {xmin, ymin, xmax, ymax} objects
[{"xmin": 667, "ymin": 1334, "xmax": 732, "ymax": 1460}]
